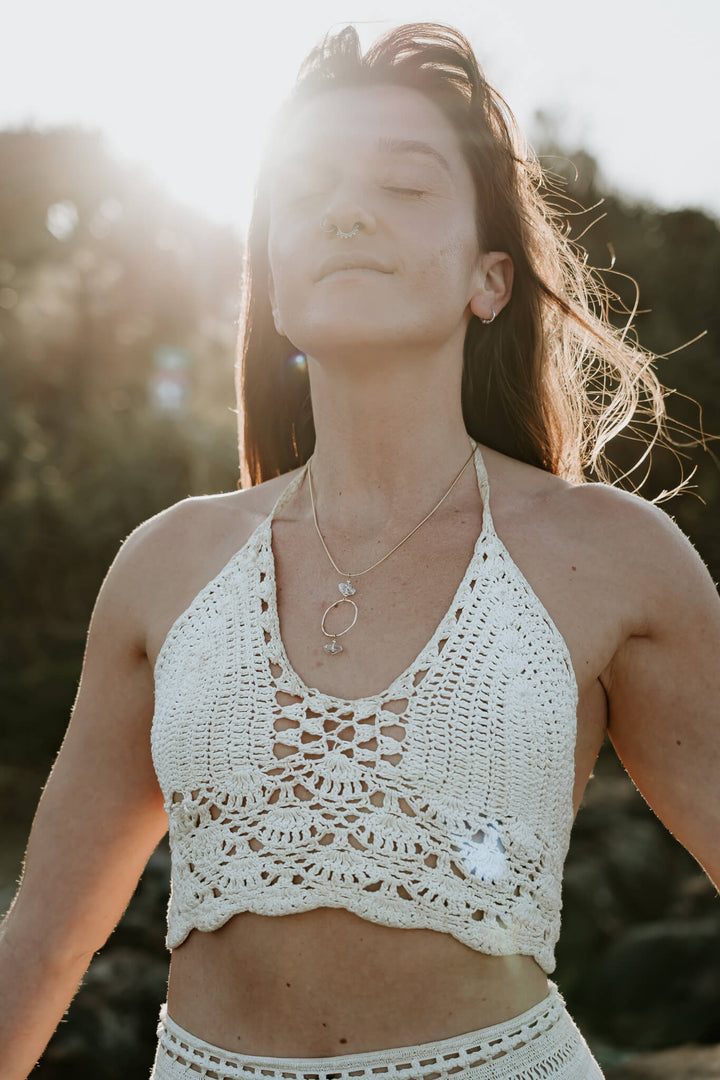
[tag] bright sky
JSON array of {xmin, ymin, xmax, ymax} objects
[{"xmin": 4, "ymin": 0, "xmax": 719, "ymax": 233}]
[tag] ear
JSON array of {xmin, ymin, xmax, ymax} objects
[
  {"xmin": 267, "ymin": 271, "xmax": 285, "ymax": 336},
  {"xmin": 469, "ymin": 252, "xmax": 514, "ymax": 322}
]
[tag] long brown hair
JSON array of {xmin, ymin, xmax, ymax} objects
[{"xmin": 236, "ymin": 22, "xmax": 675, "ymax": 490}]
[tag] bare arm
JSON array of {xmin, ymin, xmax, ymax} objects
[
  {"xmin": 601, "ymin": 490, "xmax": 720, "ymax": 891},
  {"xmin": 0, "ymin": 515, "xmax": 173, "ymax": 1080}
]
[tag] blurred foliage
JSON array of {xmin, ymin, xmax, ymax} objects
[
  {"xmin": 1, "ymin": 123, "xmax": 720, "ymax": 1074},
  {"xmin": 532, "ymin": 120, "xmax": 720, "ymax": 569},
  {"xmin": 0, "ymin": 126, "xmax": 242, "ymax": 767}
]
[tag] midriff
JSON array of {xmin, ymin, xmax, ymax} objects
[{"xmin": 166, "ymin": 906, "xmax": 550, "ymax": 1057}]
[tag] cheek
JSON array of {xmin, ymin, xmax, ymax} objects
[
  {"xmin": 268, "ymin": 208, "xmax": 296, "ymax": 265},
  {"xmin": 412, "ymin": 234, "xmax": 477, "ymax": 296},
  {"xmin": 266, "ymin": 223, "xmax": 286, "ymax": 282},
  {"xmin": 268, "ymin": 207, "xmax": 313, "ymax": 266},
  {"xmin": 267, "ymin": 239, "xmax": 302, "ymax": 307}
]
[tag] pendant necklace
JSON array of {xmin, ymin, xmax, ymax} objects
[{"xmin": 307, "ymin": 442, "xmax": 477, "ymax": 655}]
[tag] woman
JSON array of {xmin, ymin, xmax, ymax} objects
[{"xmin": 1, "ymin": 22, "xmax": 719, "ymax": 1080}]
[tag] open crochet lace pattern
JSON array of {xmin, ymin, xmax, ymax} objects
[{"xmin": 152, "ymin": 445, "xmax": 579, "ymax": 976}]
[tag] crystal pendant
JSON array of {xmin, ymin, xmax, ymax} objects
[
  {"xmin": 338, "ymin": 579, "xmax": 356, "ymax": 597},
  {"xmin": 323, "ymin": 639, "xmax": 344, "ymax": 655}
]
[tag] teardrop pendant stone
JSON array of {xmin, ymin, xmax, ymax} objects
[
  {"xmin": 323, "ymin": 639, "xmax": 344, "ymax": 655},
  {"xmin": 339, "ymin": 580, "xmax": 356, "ymax": 597}
]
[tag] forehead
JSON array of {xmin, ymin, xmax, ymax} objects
[{"xmin": 275, "ymin": 84, "xmax": 465, "ymax": 169}]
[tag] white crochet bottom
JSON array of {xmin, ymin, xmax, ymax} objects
[{"xmin": 150, "ymin": 981, "xmax": 605, "ymax": 1079}]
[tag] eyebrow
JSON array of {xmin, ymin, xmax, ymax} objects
[
  {"xmin": 374, "ymin": 137, "xmax": 453, "ymax": 176},
  {"xmin": 279, "ymin": 137, "xmax": 453, "ymax": 177}
]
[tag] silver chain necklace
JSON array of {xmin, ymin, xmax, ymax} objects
[{"xmin": 307, "ymin": 443, "xmax": 477, "ymax": 655}]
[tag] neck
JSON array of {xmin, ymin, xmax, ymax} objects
[{"xmin": 300, "ymin": 344, "xmax": 476, "ymax": 539}]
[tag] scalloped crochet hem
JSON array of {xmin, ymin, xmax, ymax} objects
[{"xmin": 150, "ymin": 980, "xmax": 604, "ymax": 1079}]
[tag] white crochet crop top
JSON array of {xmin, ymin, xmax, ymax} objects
[{"xmin": 151, "ymin": 443, "xmax": 579, "ymax": 974}]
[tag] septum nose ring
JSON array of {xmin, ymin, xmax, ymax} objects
[{"xmin": 321, "ymin": 218, "xmax": 362, "ymax": 240}]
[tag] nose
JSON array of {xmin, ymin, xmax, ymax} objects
[{"xmin": 319, "ymin": 181, "xmax": 377, "ymax": 237}]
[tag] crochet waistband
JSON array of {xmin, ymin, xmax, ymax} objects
[{"xmin": 151, "ymin": 980, "xmax": 605, "ymax": 1079}]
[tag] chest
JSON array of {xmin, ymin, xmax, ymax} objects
[
  {"xmin": 270, "ymin": 506, "xmax": 616, "ymax": 819},
  {"xmin": 154, "ymin": 522, "xmax": 579, "ymax": 846},
  {"xmin": 273, "ymin": 508, "xmax": 483, "ymax": 700}
]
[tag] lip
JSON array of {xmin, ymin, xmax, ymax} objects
[{"xmin": 316, "ymin": 253, "xmax": 393, "ymax": 282}]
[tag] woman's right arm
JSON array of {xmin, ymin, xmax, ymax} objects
[{"xmin": 0, "ymin": 513, "xmax": 175, "ymax": 1080}]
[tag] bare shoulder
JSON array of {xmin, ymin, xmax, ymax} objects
[
  {"xmin": 558, "ymin": 478, "xmax": 714, "ymax": 631},
  {"xmin": 113, "ymin": 468, "xmax": 304, "ymax": 668},
  {"xmin": 127, "ymin": 468, "xmax": 300, "ymax": 552},
  {"xmin": 485, "ymin": 439, "xmax": 697, "ymax": 542},
  {"xmin": 484, "ymin": 442, "xmax": 682, "ymax": 537},
  {"xmin": 480, "ymin": 444, "xmax": 715, "ymax": 644}
]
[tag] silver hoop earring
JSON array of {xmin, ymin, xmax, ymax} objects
[{"xmin": 479, "ymin": 309, "xmax": 497, "ymax": 325}]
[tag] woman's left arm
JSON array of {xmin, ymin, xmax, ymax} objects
[{"xmin": 601, "ymin": 493, "xmax": 720, "ymax": 891}]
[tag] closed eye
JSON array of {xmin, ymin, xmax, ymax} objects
[{"xmin": 384, "ymin": 187, "xmax": 426, "ymax": 197}]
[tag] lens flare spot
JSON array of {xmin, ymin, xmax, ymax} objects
[{"xmin": 451, "ymin": 820, "xmax": 507, "ymax": 882}]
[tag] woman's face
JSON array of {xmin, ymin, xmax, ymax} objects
[{"xmin": 266, "ymin": 83, "xmax": 490, "ymax": 363}]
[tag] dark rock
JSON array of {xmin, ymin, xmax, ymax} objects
[
  {"xmin": 577, "ymin": 918, "xmax": 720, "ymax": 1050},
  {"xmin": 40, "ymin": 946, "xmax": 168, "ymax": 1079},
  {"xmin": 604, "ymin": 1042, "xmax": 720, "ymax": 1078}
]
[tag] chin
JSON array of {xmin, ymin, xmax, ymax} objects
[{"xmin": 294, "ymin": 319, "xmax": 403, "ymax": 353}]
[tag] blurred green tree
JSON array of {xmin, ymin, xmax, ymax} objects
[{"xmin": 0, "ymin": 126, "xmax": 243, "ymax": 769}]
